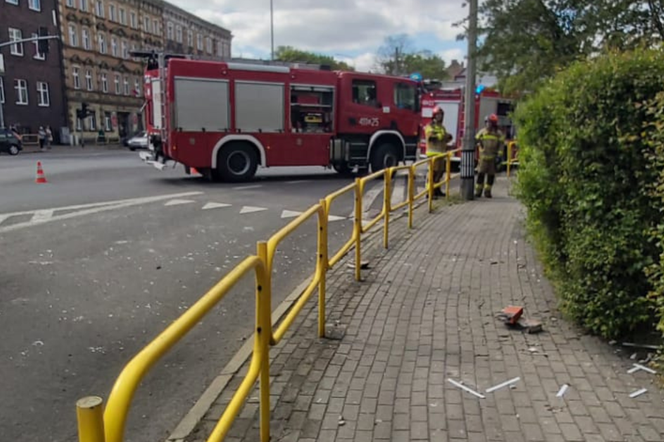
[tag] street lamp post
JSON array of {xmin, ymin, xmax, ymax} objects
[
  {"xmin": 270, "ymin": 0, "xmax": 275, "ymax": 61},
  {"xmin": 460, "ymin": 0, "xmax": 478, "ymax": 200}
]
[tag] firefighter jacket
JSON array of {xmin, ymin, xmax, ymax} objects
[
  {"xmin": 425, "ymin": 122, "xmax": 448, "ymax": 156},
  {"xmin": 476, "ymin": 128, "xmax": 505, "ymax": 160}
]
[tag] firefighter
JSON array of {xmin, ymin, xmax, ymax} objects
[
  {"xmin": 475, "ymin": 114, "xmax": 505, "ymax": 198},
  {"xmin": 425, "ymin": 106, "xmax": 453, "ymax": 198}
]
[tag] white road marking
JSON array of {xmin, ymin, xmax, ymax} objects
[
  {"xmin": 164, "ymin": 199, "xmax": 196, "ymax": 206},
  {"xmin": 0, "ymin": 191, "xmax": 204, "ymax": 234},
  {"xmin": 0, "ymin": 214, "xmax": 11, "ymax": 225},
  {"xmin": 286, "ymin": 180, "xmax": 309, "ymax": 185},
  {"xmin": 391, "ymin": 177, "xmax": 407, "ymax": 208},
  {"xmin": 328, "ymin": 215, "xmax": 347, "ymax": 222},
  {"xmin": 348, "ymin": 182, "xmax": 383, "ymax": 218},
  {"xmin": 233, "ymin": 184, "xmax": 262, "ymax": 190},
  {"xmin": 202, "ymin": 202, "xmax": 232, "ymax": 210},
  {"xmin": 239, "ymin": 206, "xmax": 267, "ymax": 214},
  {"xmin": 31, "ymin": 210, "xmax": 54, "ymax": 223},
  {"xmin": 281, "ymin": 210, "xmax": 303, "ymax": 219}
]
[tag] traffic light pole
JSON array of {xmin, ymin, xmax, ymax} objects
[{"xmin": 460, "ymin": 0, "xmax": 478, "ymax": 200}]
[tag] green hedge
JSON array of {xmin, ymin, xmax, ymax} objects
[{"xmin": 514, "ymin": 49, "xmax": 664, "ymax": 339}]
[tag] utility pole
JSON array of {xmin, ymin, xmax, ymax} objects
[
  {"xmin": 270, "ymin": 0, "xmax": 275, "ymax": 61},
  {"xmin": 460, "ymin": 0, "xmax": 478, "ymax": 200},
  {"xmin": 394, "ymin": 47, "xmax": 400, "ymax": 76}
]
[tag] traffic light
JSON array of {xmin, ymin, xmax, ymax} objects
[
  {"xmin": 38, "ymin": 27, "xmax": 49, "ymax": 55},
  {"xmin": 76, "ymin": 103, "xmax": 90, "ymax": 120}
]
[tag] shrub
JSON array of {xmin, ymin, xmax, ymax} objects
[{"xmin": 514, "ymin": 48, "xmax": 664, "ymax": 339}]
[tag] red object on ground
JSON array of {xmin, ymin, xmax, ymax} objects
[
  {"xmin": 501, "ymin": 306, "xmax": 524, "ymax": 325},
  {"xmin": 35, "ymin": 161, "xmax": 48, "ymax": 184}
]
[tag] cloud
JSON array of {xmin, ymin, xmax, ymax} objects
[
  {"xmin": 171, "ymin": 0, "xmax": 467, "ymax": 61},
  {"xmin": 440, "ymin": 48, "xmax": 465, "ymax": 64}
]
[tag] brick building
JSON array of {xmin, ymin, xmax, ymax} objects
[
  {"xmin": 0, "ymin": 0, "xmax": 66, "ymax": 140},
  {"xmin": 58, "ymin": 0, "xmax": 164, "ymax": 144},
  {"xmin": 163, "ymin": 2, "xmax": 231, "ymax": 59}
]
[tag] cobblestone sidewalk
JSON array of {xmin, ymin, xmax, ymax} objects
[{"xmin": 187, "ymin": 177, "xmax": 664, "ymax": 442}]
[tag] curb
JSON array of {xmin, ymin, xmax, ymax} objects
[{"xmin": 19, "ymin": 145, "xmax": 126, "ymax": 155}]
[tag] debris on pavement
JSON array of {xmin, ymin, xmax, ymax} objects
[
  {"xmin": 622, "ymin": 342, "xmax": 659, "ymax": 351},
  {"xmin": 485, "ymin": 377, "xmax": 520, "ymax": 393},
  {"xmin": 629, "ymin": 388, "xmax": 648, "ymax": 398},
  {"xmin": 518, "ymin": 318, "xmax": 543, "ymax": 334},
  {"xmin": 347, "ymin": 260, "xmax": 370, "ymax": 269},
  {"xmin": 498, "ymin": 306, "xmax": 523, "ymax": 325},
  {"xmin": 627, "ymin": 363, "xmax": 657, "ymax": 375},
  {"xmin": 556, "ymin": 384, "xmax": 569, "ymax": 398},
  {"xmin": 447, "ymin": 378, "xmax": 486, "ymax": 399},
  {"xmin": 497, "ymin": 305, "xmax": 544, "ymax": 334}
]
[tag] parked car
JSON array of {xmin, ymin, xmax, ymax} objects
[
  {"xmin": 0, "ymin": 128, "xmax": 23, "ymax": 156},
  {"xmin": 127, "ymin": 131, "xmax": 148, "ymax": 151}
]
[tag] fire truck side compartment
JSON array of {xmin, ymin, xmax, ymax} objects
[{"xmin": 174, "ymin": 77, "xmax": 230, "ymax": 131}]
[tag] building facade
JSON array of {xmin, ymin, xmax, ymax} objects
[
  {"xmin": 58, "ymin": 0, "xmax": 164, "ymax": 144},
  {"xmin": 162, "ymin": 2, "xmax": 231, "ymax": 59},
  {"xmin": 0, "ymin": 0, "xmax": 66, "ymax": 139}
]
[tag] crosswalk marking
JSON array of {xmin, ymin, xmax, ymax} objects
[
  {"xmin": 240, "ymin": 206, "xmax": 268, "ymax": 214},
  {"xmin": 281, "ymin": 210, "xmax": 303, "ymax": 219},
  {"xmin": 328, "ymin": 215, "xmax": 347, "ymax": 222},
  {"xmin": 233, "ymin": 184, "xmax": 262, "ymax": 190},
  {"xmin": 202, "ymin": 202, "xmax": 232, "ymax": 210},
  {"xmin": 286, "ymin": 180, "xmax": 309, "ymax": 185},
  {"xmin": 164, "ymin": 199, "xmax": 196, "ymax": 206}
]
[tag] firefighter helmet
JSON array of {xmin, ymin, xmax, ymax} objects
[
  {"xmin": 486, "ymin": 113, "xmax": 499, "ymax": 123},
  {"xmin": 432, "ymin": 106, "xmax": 444, "ymax": 115}
]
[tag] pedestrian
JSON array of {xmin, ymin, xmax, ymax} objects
[
  {"xmin": 475, "ymin": 114, "xmax": 505, "ymax": 198},
  {"xmin": 45, "ymin": 126, "xmax": 53, "ymax": 150},
  {"xmin": 424, "ymin": 106, "xmax": 453, "ymax": 198},
  {"xmin": 38, "ymin": 126, "xmax": 46, "ymax": 151}
]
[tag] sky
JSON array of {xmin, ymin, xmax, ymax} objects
[{"xmin": 171, "ymin": 0, "xmax": 469, "ymax": 72}]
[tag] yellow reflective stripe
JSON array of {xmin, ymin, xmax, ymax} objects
[{"xmin": 479, "ymin": 134, "xmax": 500, "ymax": 140}]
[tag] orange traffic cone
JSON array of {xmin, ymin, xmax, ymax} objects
[{"xmin": 35, "ymin": 161, "xmax": 48, "ymax": 184}]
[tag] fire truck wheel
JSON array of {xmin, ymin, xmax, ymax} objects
[
  {"xmin": 370, "ymin": 143, "xmax": 400, "ymax": 175},
  {"xmin": 218, "ymin": 143, "xmax": 258, "ymax": 182}
]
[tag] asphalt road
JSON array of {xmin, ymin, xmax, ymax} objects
[{"xmin": 0, "ymin": 150, "xmax": 423, "ymax": 442}]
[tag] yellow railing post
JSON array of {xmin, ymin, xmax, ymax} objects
[
  {"xmin": 408, "ymin": 165, "xmax": 415, "ymax": 229},
  {"xmin": 76, "ymin": 397, "xmax": 105, "ymax": 442},
  {"xmin": 318, "ymin": 199, "xmax": 328, "ymax": 338},
  {"xmin": 354, "ymin": 178, "xmax": 362, "ymax": 282},
  {"xmin": 445, "ymin": 153, "xmax": 452, "ymax": 199},
  {"xmin": 256, "ymin": 242, "xmax": 271, "ymax": 442},
  {"xmin": 383, "ymin": 169, "xmax": 391, "ymax": 249},
  {"xmin": 427, "ymin": 158, "xmax": 434, "ymax": 213}
]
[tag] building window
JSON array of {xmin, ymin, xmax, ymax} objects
[
  {"xmin": 32, "ymin": 33, "xmax": 46, "ymax": 60},
  {"xmin": 143, "ymin": 16, "xmax": 150, "ymax": 33},
  {"xmin": 66, "ymin": 0, "xmax": 74, "ymax": 7},
  {"xmin": 73, "ymin": 67, "xmax": 81, "ymax": 89},
  {"xmin": 108, "ymin": 4, "xmax": 116, "ymax": 21},
  {"xmin": 167, "ymin": 22, "xmax": 174, "ymax": 40},
  {"xmin": 153, "ymin": 19, "xmax": 159, "ymax": 35},
  {"xmin": 123, "ymin": 77, "xmax": 129, "ymax": 95},
  {"xmin": 85, "ymin": 70, "xmax": 94, "ymax": 91},
  {"xmin": 29, "ymin": 0, "xmax": 41, "ymax": 11},
  {"xmin": 130, "ymin": 11, "xmax": 137, "ymax": 28},
  {"xmin": 121, "ymin": 40, "xmax": 128, "ymax": 59},
  {"xmin": 8, "ymin": 28, "xmax": 23, "ymax": 56},
  {"xmin": 206, "ymin": 37, "xmax": 212, "ymax": 54},
  {"xmin": 98, "ymin": 32, "xmax": 107, "ymax": 53},
  {"xmin": 111, "ymin": 37, "xmax": 118, "ymax": 57},
  {"xmin": 114, "ymin": 74, "xmax": 120, "ymax": 94},
  {"xmin": 79, "ymin": 0, "xmax": 88, "ymax": 12},
  {"xmin": 81, "ymin": 27, "xmax": 91, "ymax": 50},
  {"xmin": 95, "ymin": 0, "xmax": 103, "ymax": 17},
  {"xmin": 89, "ymin": 111, "xmax": 97, "ymax": 130},
  {"xmin": 186, "ymin": 30, "xmax": 193, "ymax": 47},
  {"xmin": 0, "ymin": 78, "xmax": 5, "ymax": 104},
  {"xmin": 76, "ymin": 116, "xmax": 82, "ymax": 131},
  {"xmin": 37, "ymin": 82, "xmax": 50, "ymax": 107},
  {"xmin": 175, "ymin": 25, "xmax": 183, "ymax": 43},
  {"xmin": 134, "ymin": 78, "xmax": 141, "ymax": 97},
  {"xmin": 6, "ymin": 0, "xmax": 19, "ymax": 5},
  {"xmin": 197, "ymin": 34, "xmax": 203, "ymax": 51},
  {"xmin": 100, "ymin": 72, "xmax": 108, "ymax": 93},
  {"xmin": 68, "ymin": 24, "xmax": 78, "ymax": 47},
  {"xmin": 14, "ymin": 79, "xmax": 28, "ymax": 105},
  {"xmin": 119, "ymin": 8, "xmax": 126, "ymax": 25},
  {"xmin": 104, "ymin": 112, "xmax": 112, "ymax": 131}
]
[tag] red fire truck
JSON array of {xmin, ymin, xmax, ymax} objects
[
  {"xmin": 137, "ymin": 54, "xmax": 422, "ymax": 182},
  {"xmin": 419, "ymin": 86, "xmax": 515, "ymax": 169}
]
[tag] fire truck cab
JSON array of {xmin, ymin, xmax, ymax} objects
[{"xmin": 140, "ymin": 56, "xmax": 422, "ymax": 182}]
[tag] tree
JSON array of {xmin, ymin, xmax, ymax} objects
[
  {"xmin": 376, "ymin": 34, "xmax": 449, "ymax": 80},
  {"xmin": 456, "ymin": 0, "xmax": 664, "ymax": 95},
  {"xmin": 274, "ymin": 46, "xmax": 354, "ymax": 71}
]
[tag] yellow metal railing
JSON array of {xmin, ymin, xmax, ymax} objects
[
  {"xmin": 75, "ymin": 150, "xmax": 460, "ymax": 442},
  {"xmin": 507, "ymin": 141, "xmax": 519, "ymax": 177}
]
